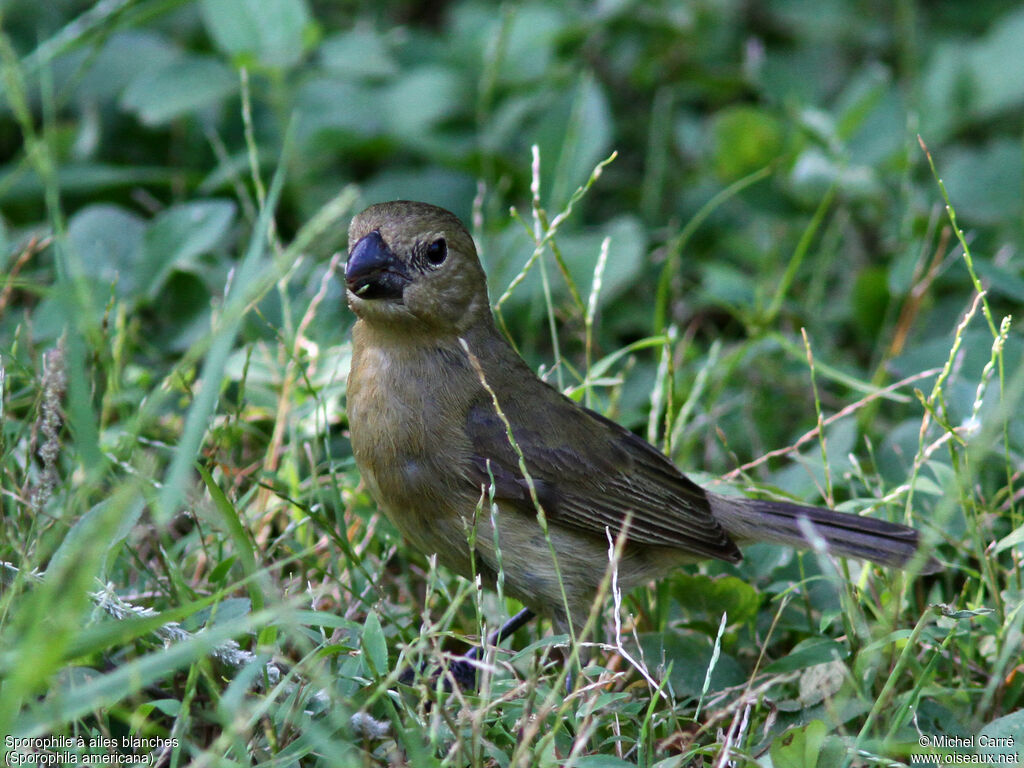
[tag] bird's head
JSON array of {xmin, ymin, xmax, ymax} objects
[{"xmin": 345, "ymin": 201, "xmax": 491, "ymax": 334}]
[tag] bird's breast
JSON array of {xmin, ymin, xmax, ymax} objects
[{"xmin": 346, "ymin": 327, "xmax": 481, "ymax": 571}]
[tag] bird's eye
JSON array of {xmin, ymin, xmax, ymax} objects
[{"xmin": 425, "ymin": 238, "xmax": 447, "ymax": 267}]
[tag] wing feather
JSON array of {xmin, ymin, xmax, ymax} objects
[{"xmin": 464, "ymin": 396, "xmax": 741, "ymax": 563}]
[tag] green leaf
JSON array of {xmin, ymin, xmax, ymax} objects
[
  {"xmin": 699, "ymin": 260, "xmax": 756, "ymax": 310},
  {"xmin": 208, "ymin": 556, "xmax": 237, "ymax": 584},
  {"xmin": 320, "ymin": 26, "xmax": 397, "ymax": 79},
  {"xmin": 965, "ymin": 7, "xmax": 1024, "ymax": 119},
  {"xmin": 851, "ymin": 265, "xmax": 891, "ymax": 339},
  {"xmin": 569, "ymin": 757, "xmax": 637, "ymax": 768},
  {"xmin": 919, "ymin": 40, "xmax": 970, "ymax": 140},
  {"xmin": 199, "ymin": 0, "xmax": 314, "ymax": 69},
  {"xmin": 651, "ymin": 757, "xmax": 688, "ymax": 768},
  {"xmin": 197, "ymin": 462, "xmax": 263, "ymax": 612},
  {"xmin": 152, "ymin": 272, "xmax": 215, "ymax": 352},
  {"xmin": 359, "ymin": 168, "xmax": 477, "ymax": 218},
  {"xmin": 638, "ymin": 631, "xmax": 746, "ymax": 698},
  {"xmin": 154, "ymin": 159, "xmax": 284, "ymax": 522},
  {"xmin": 762, "ymin": 637, "xmax": 848, "ymax": 675},
  {"xmin": 47, "ymin": 496, "xmax": 144, "ymax": 581},
  {"xmin": 994, "ymin": 523, "xmax": 1024, "ymax": 554},
  {"xmin": 146, "ymin": 699, "xmax": 182, "ymax": 717},
  {"xmin": 547, "ymin": 74, "xmax": 613, "ymax": 209},
  {"xmin": 383, "ymin": 66, "xmax": 465, "ymax": 140},
  {"xmin": 361, "ymin": 610, "xmax": 388, "ymax": 677},
  {"xmin": 0, "ymin": 164, "xmax": 179, "ymax": 203},
  {"xmin": 493, "ymin": 4, "xmax": 565, "ymax": 85},
  {"xmin": 510, "ymin": 633, "xmax": 571, "ymax": 662},
  {"xmin": 769, "ymin": 419, "xmax": 857, "ymax": 500},
  {"xmin": 142, "ymin": 200, "xmax": 236, "ymax": 296},
  {"xmin": 184, "ymin": 598, "xmax": 252, "ymax": 632},
  {"xmin": 940, "ymin": 139, "xmax": 1023, "ymax": 224},
  {"xmin": 74, "ymin": 31, "xmax": 179, "ymax": 102},
  {"xmin": 448, "ymin": 3, "xmax": 565, "ymax": 86},
  {"xmin": 295, "ymin": 77, "xmax": 384, "ymax": 143},
  {"xmin": 769, "ymin": 720, "xmax": 846, "ymax": 768},
  {"xmin": 711, "ymin": 106, "xmax": 784, "ymax": 181},
  {"xmin": 569, "ymin": 215, "xmax": 647, "ymax": 301},
  {"xmin": 974, "ymin": 259, "xmax": 1024, "ymax": 303},
  {"xmin": 121, "ymin": 55, "xmax": 238, "ymax": 125},
  {"xmin": 290, "ymin": 611, "xmax": 360, "ymax": 632},
  {"xmin": 789, "ymin": 149, "xmax": 881, "ymax": 206},
  {"xmin": 977, "ymin": 710, "xmax": 1024, "ymax": 758},
  {"xmin": 67, "ymin": 204, "xmax": 146, "ymax": 299},
  {"xmin": 670, "ymin": 573, "xmax": 761, "ymax": 626}
]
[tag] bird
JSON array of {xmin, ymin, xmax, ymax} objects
[{"xmin": 343, "ymin": 199, "xmax": 939, "ymax": 671}]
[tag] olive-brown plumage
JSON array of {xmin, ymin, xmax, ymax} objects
[{"xmin": 345, "ymin": 200, "xmax": 937, "ymax": 636}]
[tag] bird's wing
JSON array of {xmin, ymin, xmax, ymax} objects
[{"xmin": 464, "ymin": 393, "xmax": 741, "ymax": 563}]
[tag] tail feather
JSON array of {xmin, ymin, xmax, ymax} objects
[{"xmin": 709, "ymin": 494, "xmax": 940, "ymax": 574}]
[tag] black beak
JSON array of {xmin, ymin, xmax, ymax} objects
[{"xmin": 345, "ymin": 230, "xmax": 410, "ymax": 301}]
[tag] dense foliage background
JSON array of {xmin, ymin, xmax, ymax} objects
[{"xmin": 1, "ymin": 0, "xmax": 1022, "ymax": 765}]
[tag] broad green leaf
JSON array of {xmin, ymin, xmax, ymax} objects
[
  {"xmin": 361, "ymin": 610, "xmax": 388, "ymax": 677},
  {"xmin": 294, "ymin": 77, "xmax": 383, "ymax": 142},
  {"xmin": 921, "ymin": 8, "xmax": 1024, "ymax": 135},
  {"xmin": 546, "ymin": 75, "xmax": 613, "ymax": 209},
  {"xmin": 151, "ymin": 272, "xmax": 215, "ymax": 352},
  {"xmin": 711, "ymin": 106, "xmax": 784, "ymax": 182},
  {"xmin": 448, "ymin": 2, "xmax": 565, "ymax": 85},
  {"xmin": 67, "ymin": 204, "xmax": 146, "ymax": 298},
  {"xmin": 851, "ymin": 265, "xmax": 890, "ymax": 339},
  {"xmin": 977, "ymin": 710, "xmax": 1024, "ymax": 759},
  {"xmin": 940, "ymin": 140, "xmax": 1023, "ymax": 225},
  {"xmin": 183, "ymin": 598, "xmax": 252, "ymax": 632},
  {"xmin": 383, "ymin": 66, "xmax": 465, "ymax": 140},
  {"xmin": 121, "ymin": 55, "xmax": 237, "ymax": 125},
  {"xmin": 974, "ymin": 259, "xmax": 1024, "ymax": 303},
  {"xmin": 995, "ymin": 524, "xmax": 1024, "ymax": 554},
  {"xmin": 493, "ymin": 3, "xmax": 566, "ymax": 85},
  {"xmin": 770, "ymin": 720, "xmax": 846, "ymax": 768},
  {"xmin": 966, "ymin": 7, "xmax": 1024, "ymax": 119},
  {"xmin": 142, "ymin": 200, "xmax": 236, "ymax": 296},
  {"xmin": 482, "ymin": 215, "xmax": 647, "ymax": 311},
  {"xmin": 670, "ymin": 573, "xmax": 760, "ymax": 626},
  {"xmin": 320, "ymin": 27, "xmax": 397, "ymax": 79},
  {"xmin": 789, "ymin": 148, "xmax": 881, "ymax": 206},
  {"xmin": 638, "ymin": 631, "xmax": 746, "ymax": 698},
  {"xmin": 699, "ymin": 260, "xmax": 756, "ymax": 309},
  {"xmin": 47, "ymin": 496, "xmax": 144, "ymax": 581},
  {"xmin": 199, "ymin": 0, "xmax": 314, "ymax": 69},
  {"xmin": 762, "ymin": 637, "xmax": 848, "ymax": 675},
  {"xmin": 561, "ymin": 215, "xmax": 647, "ymax": 302},
  {"xmin": 73, "ymin": 31, "xmax": 179, "ymax": 102},
  {"xmin": 0, "ymin": 164, "xmax": 179, "ymax": 203}
]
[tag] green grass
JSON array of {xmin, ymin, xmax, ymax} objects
[{"xmin": 2, "ymin": 1, "xmax": 1023, "ymax": 766}]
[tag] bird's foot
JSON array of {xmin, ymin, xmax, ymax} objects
[{"xmin": 397, "ymin": 656, "xmax": 478, "ymax": 691}]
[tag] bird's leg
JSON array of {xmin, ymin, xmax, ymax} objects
[
  {"xmin": 464, "ymin": 607, "xmax": 537, "ymax": 661},
  {"xmin": 447, "ymin": 607, "xmax": 537, "ymax": 688},
  {"xmin": 399, "ymin": 608, "xmax": 537, "ymax": 690}
]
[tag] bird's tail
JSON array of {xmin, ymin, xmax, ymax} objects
[{"xmin": 709, "ymin": 494, "xmax": 940, "ymax": 573}]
